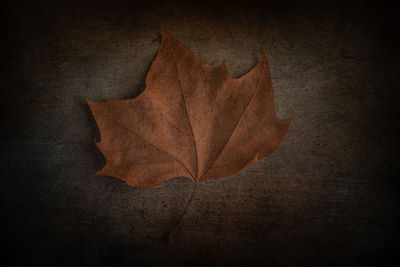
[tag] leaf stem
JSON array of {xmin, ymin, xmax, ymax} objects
[{"xmin": 168, "ymin": 181, "xmax": 199, "ymax": 243}]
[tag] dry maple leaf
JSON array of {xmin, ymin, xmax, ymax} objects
[{"xmin": 88, "ymin": 29, "xmax": 291, "ymax": 241}]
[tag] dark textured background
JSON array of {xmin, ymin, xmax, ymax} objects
[{"xmin": 1, "ymin": 1, "xmax": 399, "ymax": 266}]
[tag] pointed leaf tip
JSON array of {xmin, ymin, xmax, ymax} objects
[
  {"xmin": 162, "ymin": 26, "xmax": 170, "ymax": 36},
  {"xmin": 218, "ymin": 60, "xmax": 228, "ymax": 71}
]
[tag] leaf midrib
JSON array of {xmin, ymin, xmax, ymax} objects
[{"xmin": 166, "ymin": 32, "xmax": 199, "ymax": 180}]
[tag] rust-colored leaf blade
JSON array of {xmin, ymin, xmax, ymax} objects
[{"xmin": 88, "ymin": 29, "xmax": 291, "ymax": 190}]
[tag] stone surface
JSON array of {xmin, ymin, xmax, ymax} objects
[{"xmin": 1, "ymin": 1, "xmax": 399, "ymax": 266}]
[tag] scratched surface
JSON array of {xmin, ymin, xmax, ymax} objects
[{"xmin": 1, "ymin": 1, "xmax": 399, "ymax": 266}]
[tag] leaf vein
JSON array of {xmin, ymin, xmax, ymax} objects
[
  {"xmin": 200, "ymin": 58, "xmax": 266, "ymax": 179},
  {"xmin": 102, "ymin": 106, "xmax": 195, "ymax": 179}
]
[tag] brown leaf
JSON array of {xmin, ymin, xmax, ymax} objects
[
  {"xmin": 88, "ymin": 29, "xmax": 291, "ymax": 189},
  {"xmin": 87, "ymin": 29, "xmax": 291, "ymax": 241}
]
